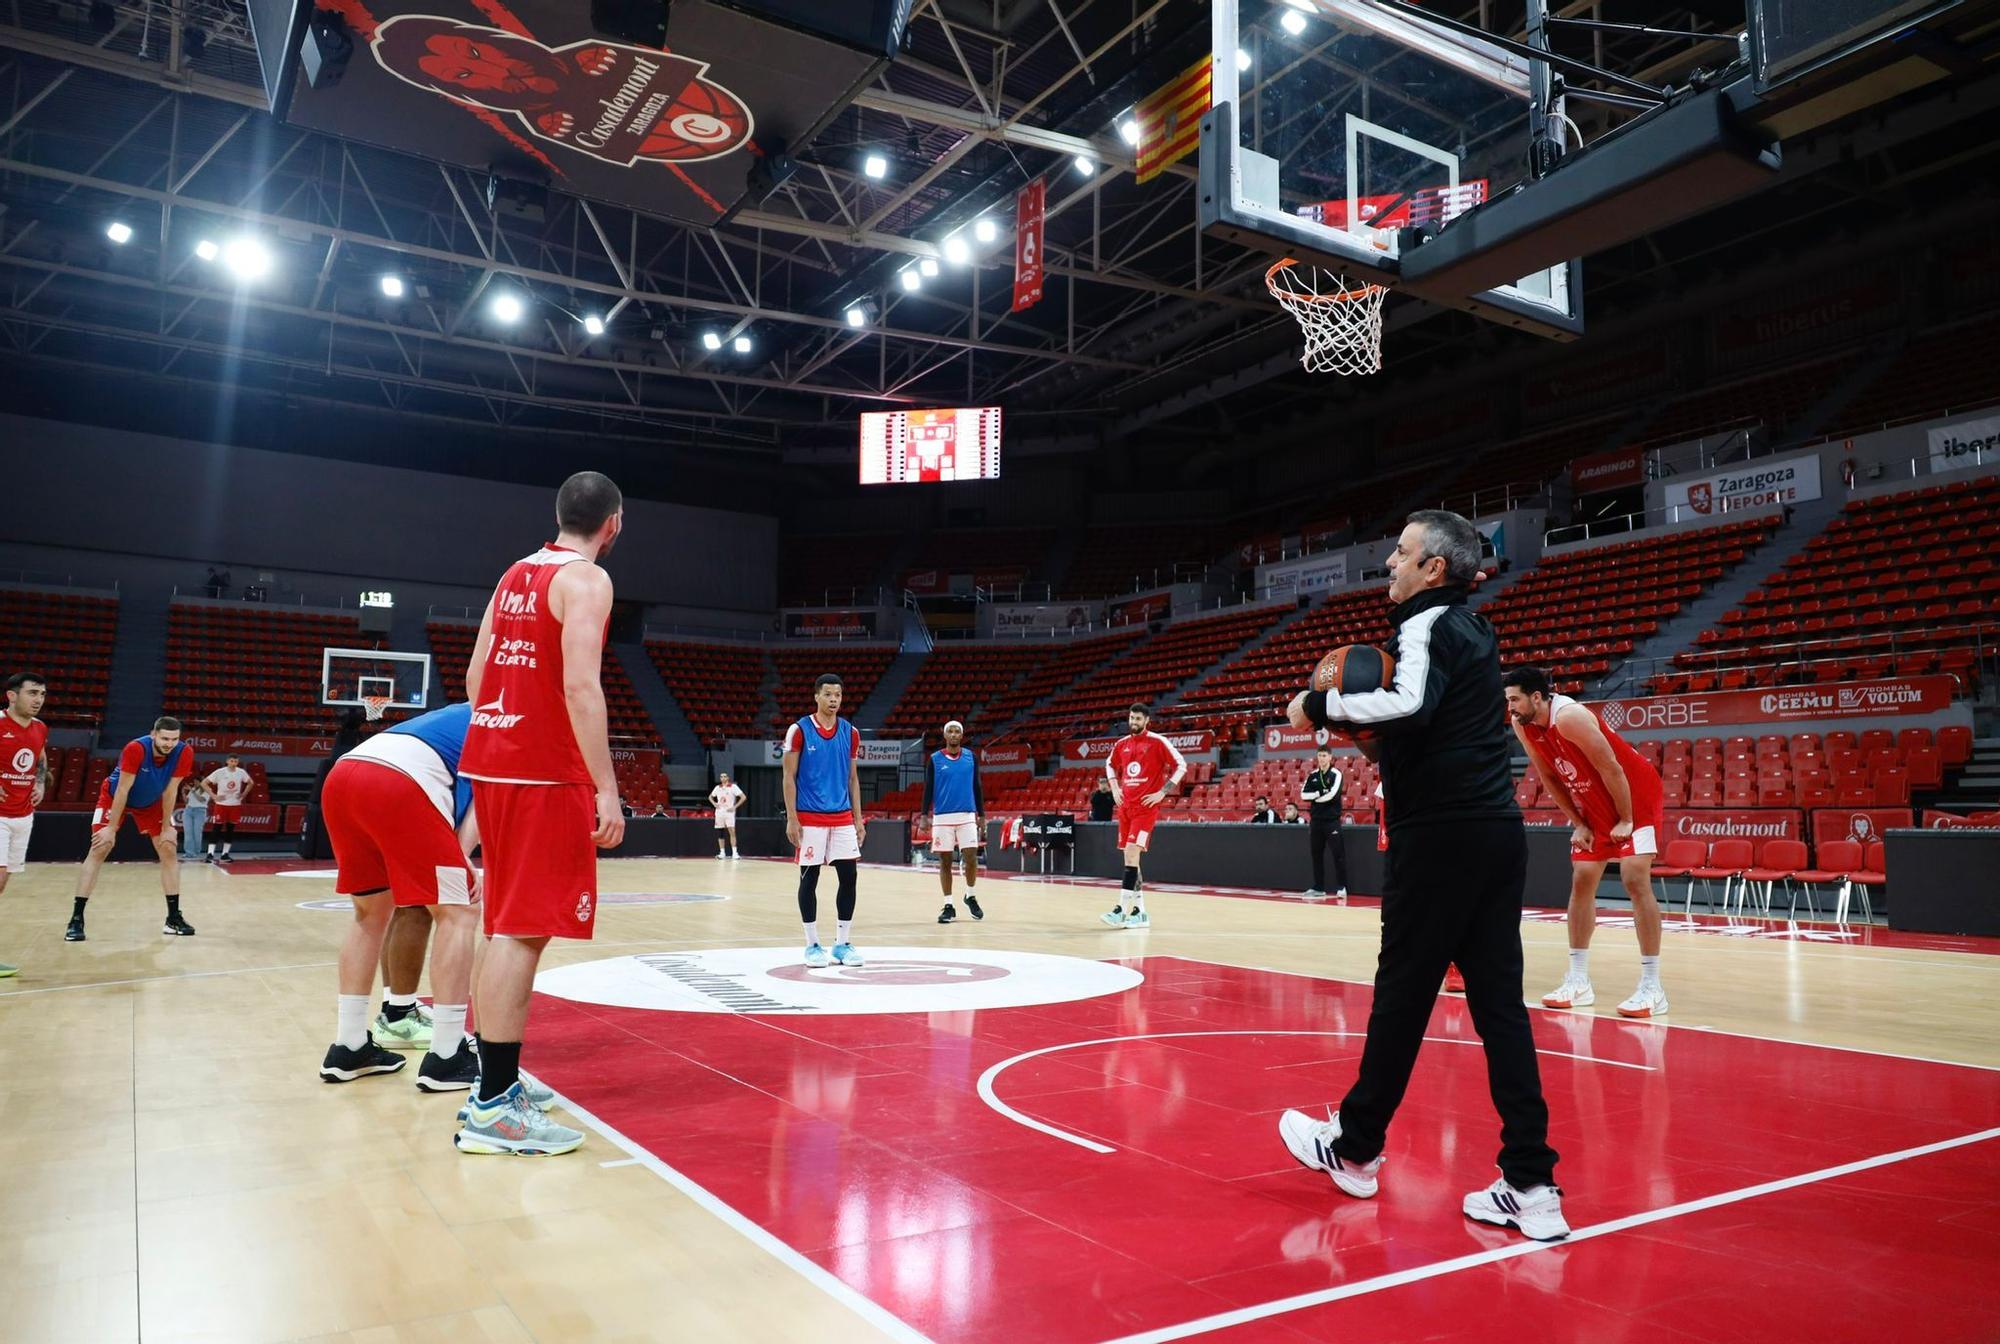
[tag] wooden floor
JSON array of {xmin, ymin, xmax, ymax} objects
[{"xmin": 3, "ymin": 853, "xmax": 1996, "ymax": 1343}]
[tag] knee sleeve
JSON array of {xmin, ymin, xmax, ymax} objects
[
  {"xmin": 796, "ymin": 865, "xmax": 821, "ymax": 922},
  {"xmin": 833, "ymin": 858, "xmax": 858, "ymax": 921},
  {"xmin": 1121, "ymin": 865, "xmax": 1140, "ymax": 891}
]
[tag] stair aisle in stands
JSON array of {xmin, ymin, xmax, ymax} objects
[{"xmin": 617, "ymin": 643, "xmax": 702, "ymax": 762}]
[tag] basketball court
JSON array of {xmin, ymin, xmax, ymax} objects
[{"xmin": 4, "ymin": 856, "xmax": 1995, "ymax": 1341}]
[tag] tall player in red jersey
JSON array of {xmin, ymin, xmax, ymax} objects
[
  {"xmin": 456, "ymin": 470, "xmax": 626, "ymax": 1156},
  {"xmin": 0, "ymin": 672, "xmax": 52, "ymax": 976},
  {"xmin": 1504, "ymin": 667, "xmax": 1669, "ymax": 1018},
  {"xmin": 1099, "ymin": 703, "xmax": 1186, "ymax": 930}
]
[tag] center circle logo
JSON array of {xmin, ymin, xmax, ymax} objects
[
  {"xmin": 768, "ymin": 959, "xmax": 1009, "ymax": 986},
  {"xmin": 536, "ymin": 946, "xmax": 1142, "ymax": 1015}
]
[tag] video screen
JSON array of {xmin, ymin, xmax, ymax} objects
[{"xmin": 859, "ymin": 407, "xmax": 1003, "ymax": 484}]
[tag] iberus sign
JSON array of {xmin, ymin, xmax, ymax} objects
[{"xmin": 1593, "ymin": 677, "xmax": 1957, "ymax": 732}]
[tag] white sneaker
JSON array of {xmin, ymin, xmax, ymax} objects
[
  {"xmin": 1121, "ymin": 909, "xmax": 1150, "ymax": 930},
  {"xmin": 803, "ymin": 943, "xmax": 830, "ymax": 968},
  {"xmin": 1278, "ymin": 1108, "xmax": 1383, "ymax": 1199},
  {"xmin": 1302, "ymin": 888, "xmax": 1325, "ymax": 900},
  {"xmin": 1617, "ymin": 983, "xmax": 1669, "ymax": 1018},
  {"xmin": 1463, "ymin": 1177, "xmax": 1569, "ymax": 1241},
  {"xmin": 1100, "ymin": 907, "xmax": 1127, "ymax": 927},
  {"xmin": 1541, "ymin": 978, "xmax": 1595, "ymax": 1009},
  {"xmin": 1334, "ymin": 887, "xmax": 1347, "ymax": 900}
]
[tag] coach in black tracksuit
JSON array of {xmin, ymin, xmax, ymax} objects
[
  {"xmin": 1301, "ymin": 745, "xmax": 1348, "ymax": 896},
  {"xmin": 1286, "ymin": 509, "xmax": 1560, "ymax": 1214}
]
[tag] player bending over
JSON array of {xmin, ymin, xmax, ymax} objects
[{"xmin": 68, "ymin": 716, "xmax": 196, "ymax": 941}]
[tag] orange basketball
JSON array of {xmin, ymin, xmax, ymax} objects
[{"xmin": 1313, "ymin": 644, "xmax": 1396, "ymax": 695}]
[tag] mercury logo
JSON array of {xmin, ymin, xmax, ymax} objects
[{"xmin": 471, "ymin": 693, "xmax": 526, "ymax": 730}]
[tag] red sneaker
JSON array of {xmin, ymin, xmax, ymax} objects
[{"xmin": 1443, "ymin": 965, "xmax": 1466, "ymax": 994}]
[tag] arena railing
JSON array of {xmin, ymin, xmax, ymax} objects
[
  {"xmin": 0, "ymin": 570, "xmax": 119, "ymax": 591},
  {"xmin": 1616, "ymin": 624, "xmax": 1998, "ymax": 695},
  {"xmin": 1544, "ymin": 502, "xmax": 1730, "ymax": 546},
  {"xmin": 1434, "ymin": 479, "xmax": 1551, "ymax": 519},
  {"xmin": 170, "ymin": 584, "xmax": 355, "ymax": 609}
]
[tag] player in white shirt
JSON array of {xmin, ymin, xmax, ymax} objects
[
  {"xmin": 203, "ymin": 754, "xmax": 254, "ymax": 862},
  {"xmin": 708, "ymin": 772, "xmax": 747, "ymax": 858}
]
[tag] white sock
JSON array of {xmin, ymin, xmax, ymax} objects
[
  {"xmin": 386, "ymin": 991, "xmax": 418, "ymax": 1010},
  {"xmin": 1638, "ymin": 955, "xmax": 1660, "ymax": 989},
  {"xmin": 336, "ymin": 994, "xmax": 369, "ymax": 1050},
  {"xmin": 431, "ymin": 1003, "xmax": 468, "ymax": 1058},
  {"xmin": 222, "ymin": 843, "xmax": 232, "ymax": 855},
  {"xmin": 1128, "ymin": 892, "xmax": 1145, "ymax": 912},
  {"xmin": 206, "ymin": 844, "xmax": 215, "ymax": 855},
  {"xmin": 964, "ymin": 883, "xmax": 976, "ymax": 895},
  {"xmin": 803, "ymin": 923, "xmax": 819, "ymax": 949},
  {"xmin": 837, "ymin": 920, "xmax": 853, "ymax": 945},
  {"xmin": 1568, "ymin": 949, "xmax": 1590, "ymax": 981}
]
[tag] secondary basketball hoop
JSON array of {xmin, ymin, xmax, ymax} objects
[{"xmin": 1267, "ymin": 259, "xmax": 1387, "ymax": 377}]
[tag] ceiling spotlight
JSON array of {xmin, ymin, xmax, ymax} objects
[
  {"xmin": 1118, "ymin": 118, "xmax": 1140, "ymax": 145},
  {"xmin": 583, "ymin": 314, "xmax": 606, "ymax": 336},
  {"xmin": 105, "ymin": 221, "xmax": 132, "ymax": 245},
  {"xmin": 918, "ymin": 257, "xmax": 940, "ymax": 278},
  {"xmin": 221, "ymin": 236, "xmax": 272, "ymax": 281},
  {"xmin": 701, "ymin": 331, "xmax": 723, "ymax": 350},
  {"xmin": 489, "ymin": 291, "xmax": 524, "ymax": 323},
  {"xmin": 863, "ymin": 152, "xmax": 887, "ymax": 180},
  {"xmin": 194, "ymin": 239, "xmax": 219, "ymax": 262},
  {"xmin": 1280, "ymin": 7, "xmax": 1307, "ymax": 34},
  {"xmin": 845, "ymin": 306, "xmax": 866, "ymax": 328},
  {"xmin": 899, "ymin": 269, "xmax": 921, "ymax": 292},
  {"xmin": 942, "ymin": 235, "xmax": 970, "ymax": 265},
  {"xmin": 974, "ymin": 217, "xmax": 998, "ymax": 244},
  {"xmin": 1074, "ymin": 153, "xmax": 1095, "ymax": 176},
  {"xmin": 378, "ymin": 274, "xmax": 405, "ymax": 298},
  {"xmin": 733, "ymin": 334, "xmax": 752, "ymax": 354},
  {"xmin": 1236, "ymin": 48, "xmax": 1252, "ymax": 71}
]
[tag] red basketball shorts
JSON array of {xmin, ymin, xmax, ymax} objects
[
  {"xmin": 1571, "ymin": 804, "xmax": 1666, "ymax": 865},
  {"xmin": 209, "ymin": 802, "xmax": 242, "ymax": 824},
  {"xmin": 1116, "ymin": 801, "xmax": 1161, "ymax": 851},
  {"xmin": 471, "ymin": 779, "xmax": 599, "ymax": 940},
  {"xmin": 93, "ymin": 782, "xmax": 165, "ymax": 837},
  {"xmin": 321, "ymin": 758, "xmax": 473, "ymax": 907}
]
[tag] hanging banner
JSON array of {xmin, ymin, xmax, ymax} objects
[
  {"xmin": 1593, "ymin": 677, "xmax": 1957, "ymax": 733},
  {"xmin": 1134, "ymin": 54, "xmax": 1211, "ymax": 183},
  {"xmin": 1926, "ymin": 414, "xmax": 2000, "ymax": 475},
  {"xmin": 1810, "ymin": 808, "xmax": 1914, "ymax": 849},
  {"xmin": 1011, "ymin": 179, "xmax": 1045, "ymax": 313},
  {"xmin": 1662, "ymin": 453, "xmax": 1821, "ymax": 516}
]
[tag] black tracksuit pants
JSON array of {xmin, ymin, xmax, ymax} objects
[
  {"xmin": 1330, "ymin": 816, "xmax": 1558, "ymax": 1191},
  {"xmin": 1308, "ymin": 812, "xmax": 1348, "ymax": 892}
]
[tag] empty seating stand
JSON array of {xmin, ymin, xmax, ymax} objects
[
  {"xmin": 0, "ymin": 584, "xmax": 118, "ymax": 728},
  {"xmin": 1059, "ymin": 523, "xmax": 1218, "ymax": 600},
  {"xmin": 647, "ymin": 639, "xmax": 767, "ymax": 748},
  {"xmin": 1172, "ymin": 588, "xmax": 1394, "ymax": 737},
  {"xmin": 882, "ymin": 643, "xmax": 1051, "ymax": 745},
  {"xmin": 1662, "ymin": 475, "xmax": 2000, "ymax": 694},
  {"xmin": 166, "ymin": 601, "xmax": 373, "ymax": 735},
  {"xmin": 780, "ymin": 533, "xmax": 898, "ymax": 607},
  {"xmin": 428, "ymin": 619, "xmax": 661, "ymax": 750},
  {"xmin": 1483, "ymin": 515, "xmax": 1780, "ymax": 695},
  {"xmin": 768, "ymin": 645, "xmax": 897, "ymax": 734}
]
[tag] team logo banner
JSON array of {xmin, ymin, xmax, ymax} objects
[
  {"xmin": 1663, "ymin": 453, "xmax": 1821, "ymax": 516},
  {"xmin": 1594, "ymin": 677, "xmax": 1957, "ymax": 732},
  {"xmin": 1012, "ymin": 179, "xmax": 1045, "ymax": 312},
  {"xmin": 1926, "ymin": 413, "xmax": 2000, "ymax": 476},
  {"xmin": 1810, "ymin": 808, "xmax": 1913, "ymax": 848},
  {"xmin": 1061, "ymin": 731, "xmax": 1213, "ymax": 765}
]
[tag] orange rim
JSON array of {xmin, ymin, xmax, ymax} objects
[{"xmin": 1265, "ymin": 257, "xmax": 1384, "ymax": 304}]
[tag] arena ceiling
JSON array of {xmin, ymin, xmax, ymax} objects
[{"xmin": 1, "ymin": 0, "xmax": 1997, "ymax": 486}]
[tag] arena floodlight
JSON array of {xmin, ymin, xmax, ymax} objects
[
  {"xmin": 845, "ymin": 305, "xmax": 867, "ymax": 328},
  {"xmin": 221, "ymin": 235, "xmax": 272, "ymax": 281},
  {"xmin": 105, "ymin": 221, "xmax": 133, "ymax": 245},
  {"xmin": 974, "ymin": 217, "xmax": 999, "ymax": 244},
  {"xmin": 489, "ymin": 291, "xmax": 524, "ymax": 323},
  {"xmin": 583, "ymin": 314, "xmax": 606, "ymax": 335},
  {"xmin": 1074, "ymin": 153, "xmax": 1095, "ymax": 176},
  {"xmin": 863, "ymin": 151, "xmax": 888, "ymax": 179},
  {"xmin": 1118, "ymin": 118, "xmax": 1140, "ymax": 145},
  {"xmin": 1236, "ymin": 47, "xmax": 1252, "ymax": 71},
  {"xmin": 702, "ymin": 330, "xmax": 723, "ymax": 349},
  {"xmin": 378, "ymin": 274, "xmax": 405, "ymax": 298},
  {"xmin": 899, "ymin": 268, "xmax": 921, "ymax": 292},
  {"xmin": 733, "ymin": 334, "xmax": 752, "ymax": 353},
  {"xmin": 195, "ymin": 238, "xmax": 220, "ymax": 262},
  {"xmin": 943, "ymin": 234, "xmax": 971, "ymax": 265},
  {"xmin": 1281, "ymin": 7, "xmax": 1307, "ymax": 35},
  {"xmin": 919, "ymin": 257, "xmax": 940, "ymax": 278}
]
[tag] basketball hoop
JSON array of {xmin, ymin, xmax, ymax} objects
[
  {"xmin": 361, "ymin": 694, "xmax": 391, "ymax": 723},
  {"xmin": 1267, "ymin": 258, "xmax": 1387, "ymax": 377}
]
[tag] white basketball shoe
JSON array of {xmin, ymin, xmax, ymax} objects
[
  {"xmin": 1463, "ymin": 1177, "xmax": 1570, "ymax": 1241},
  {"xmin": 1541, "ymin": 978, "xmax": 1595, "ymax": 1009},
  {"xmin": 1278, "ymin": 1109, "xmax": 1384, "ymax": 1199}
]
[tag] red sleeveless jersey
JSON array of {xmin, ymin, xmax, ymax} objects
[
  {"xmin": 460, "ymin": 544, "xmax": 597, "ymax": 787},
  {"xmin": 1520, "ymin": 694, "xmax": 1663, "ymax": 831},
  {"xmin": 0, "ymin": 713, "xmax": 48, "ymax": 819}
]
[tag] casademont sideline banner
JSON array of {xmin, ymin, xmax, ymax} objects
[
  {"xmin": 1665, "ymin": 809, "xmax": 1803, "ymax": 844},
  {"xmin": 1593, "ymin": 677, "xmax": 1957, "ymax": 733},
  {"xmin": 1662, "ymin": 453, "xmax": 1821, "ymax": 516},
  {"xmin": 1923, "ymin": 810, "xmax": 2000, "ymax": 829},
  {"xmin": 1061, "ymin": 731, "xmax": 1214, "ymax": 767}
]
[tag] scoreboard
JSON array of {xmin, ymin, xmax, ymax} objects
[{"xmin": 859, "ymin": 407, "xmax": 1003, "ymax": 484}]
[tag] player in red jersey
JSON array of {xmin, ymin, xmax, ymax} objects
[
  {"xmin": 68, "ymin": 715, "xmax": 197, "ymax": 941},
  {"xmin": 1099, "ymin": 703, "xmax": 1186, "ymax": 930},
  {"xmin": 455, "ymin": 470, "xmax": 625, "ymax": 1156},
  {"xmin": 1, "ymin": 672, "xmax": 53, "ymax": 976},
  {"xmin": 1504, "ymin": 667, "xmax": 1669, "ymax": 1018}
]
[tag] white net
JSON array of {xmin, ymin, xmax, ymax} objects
[
  {"xmin": 1267, "ymin": 259, "xmax": 1387, "ymax": 377},
  {"xmin": 361, "ymin": 694, "xmax": 391, "ymax": 722}
]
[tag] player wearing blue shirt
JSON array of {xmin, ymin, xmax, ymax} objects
[
  {"xmin": 783, "ymin": 673, "xmax": 866, "ymax": 970},
  {"xmin": 926, "ymin": 720, "xmax": 986, "ymax": 924}
]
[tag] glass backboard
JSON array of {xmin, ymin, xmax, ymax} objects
[
  {"xmin": 322, "ymin": 648, "xmax": 432, "ymax": 711},
  {"xmin": 1204, "ymin": 0, "xmax": 1583, "ymax": 338}
]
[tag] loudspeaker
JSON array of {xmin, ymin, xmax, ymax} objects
[
  {"xmin": 746, "ymin": 138, "xmax": 797, "ymax": 201},
  {"xmin": 298, "ymin": 13, "xmax": 353, "ymax": 89},
  {"xmin": 592, "ymin": 0, "xmax": 669, "ymax": 47},
  {"xmin": 486, "ymin": 175, "xmax": 549, "ymax": 223}
]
